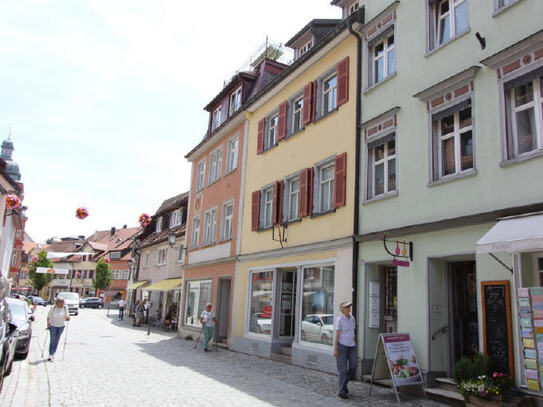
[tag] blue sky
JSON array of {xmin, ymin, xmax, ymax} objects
[{"xmin": 0, "ymin": 1, "xmax": 340, "ymax": 243}]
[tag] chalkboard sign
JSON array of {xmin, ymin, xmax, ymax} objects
[{"xmin": 481, "ymin": 281, "xmax": 514, "ymax": 377}]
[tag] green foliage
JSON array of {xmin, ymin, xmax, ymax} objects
[
  {"xmin": 27, "ymin": 250, "xmax": 54, "ymax": 291},
  {"xmin": 93, "ymin": 259, "xmax": 112, "ymax": 291},
  {"xmin": 458, "ymin": 373, "xmax": 514, "ymax": 400},
  {"xmin": 453, "ymin": 353, "xmax": 494, "ymax": 383}
]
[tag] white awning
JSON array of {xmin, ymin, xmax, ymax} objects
[{"xmin": 476, "ymin": 213, "xmax": 543, "ymax": 254}]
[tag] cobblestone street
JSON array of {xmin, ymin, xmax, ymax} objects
[{"xmin": 1, "ymin": 307, "xmax": 448, "ymax": 407}]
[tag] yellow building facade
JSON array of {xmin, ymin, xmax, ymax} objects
[{"xmin": 231, "ymin": 16, "xmax": 361, "ymax": 373}]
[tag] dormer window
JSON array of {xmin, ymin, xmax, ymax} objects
[
  {"xmin": 170, "ymin": 209, "xmax": 183, "ymax": 228},
  {"xmin": 229, "ymin": 87, "xmax": 242, "ymax": 116},
  {"xmin": 299, "ymin": 39, "xmax": 313, "ymax": 57},
  {"xmin": 212, "ymin": 106, "xmax": 222, "ymax": 130},
  {"xmin": 348, "ymin": 2, "xmax": 359, "ymax": 16},
  {"xmin": 156, "ymin": 216, "xmax": 163, "ymax": 233}
]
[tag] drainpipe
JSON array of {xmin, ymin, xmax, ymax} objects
[{"xmin": 348, "ymin": 11, "xmax": 363, "ymax": 355}]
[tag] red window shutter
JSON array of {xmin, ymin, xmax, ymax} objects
[
  {"xmin": 277, "ymin": 101, "xmax": 288, "ymax": 142},
  {"xmin": 307, "ymin": 167, "xmax": 314, "ymax": 216},
  {"xmin": 302, "ymin": 83, "xmax": 313, "ymax": 126},
  {"xmin": 299, "ymin": 169, "xmax": 308, "ymax": 218},
  {"xmin": 337, "ymin": 57, "xmax": 349, "ymax": 107},
  {"xmin": 251, "ymin": 190, "xmax": 261, "ymax": 231},
  {"xmin": 272, "ymin": 180, "xmax": 284, "ymax": 224},
  {"xmin": 334, "ymin": 152, "xmax": 347, "ymax": 208},
  {"xmin": 257, "ymin": 119, "xmax": 265, "ymax": 154}
]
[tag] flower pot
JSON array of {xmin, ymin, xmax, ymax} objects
[{"xmin": 466, "ymin": 395, "xmax": 533, "ymax": 407}]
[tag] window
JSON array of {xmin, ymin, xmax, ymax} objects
[
  {"xmin": 220, "ymin": 201, "xmax": 234, "ymax": 241},
  {"xmin": 144, "ymin": 253, "xmax": 149, "ymax": 267},
  {"xmin": 265, "ymin": 115, "xmax": 278, "ymax": 150},
  {"xmin": 196, "ymin": 159, "xmax": 206, "ymax": 191},
  {"xmin": 225, "ymin": 136, "xmax": 239, "ymax": 173},
  {"xmin": 316, "ymin": 162, "xmax": 335, "ymax": 213},
  {"xmin": 184, "ymin": 280, "xmax": 212, "ymax": 327},
  {"xmin": 301, "ymin": 265, "xmax": 335, "ymax": 345},
  {"xmin": 109, "ymin": 251, "xmax": 121, "ymax": 260},
  {"xmin": 248, "ymin": 271, "xmax": 274, "ymax": 335},
  {"xmin": 157, "ymin": 248, "xmax": 167, "ymax": 265},
  {"xmin": 298, "ymin": 39, "xmax": 313, "ymax": 58},
  {"xmin": 170, "ymin": 209, "xmax": 182, "ymax": 228},
  {"xmin": 177, "ymin": 245, "xmax": 184, "ymax": 262},
  {"xmin": 212, "ymin": 106, "xmax": 222, "ymax": 130},
  {"xmin": 229, "ymin": 87, "xmax": 242, "ymax": 116},
  {"xmin": 496, "ymin": 0, "xmax": 517, "ymax": 10},
  {"xmin": 370, "ymin": 33, "xmax": 395, "ymax": 85},
  {"xmin": 191, "ymin": 216, "xmax": 200, "ymax": 248},
  {"xmin": 286, "ymin": 177, "xmax": 300, "ymax": 221},
  {"xmin": 428, "ymin": 0, "xmax": 469, "ymax": 50},
  {"xmin": 203, "ymin": 208, "xmax": 218, "ymax": 246},
  {"xmin": 322, "ymin": 74, "xmax": 338, "ymax": 115},
  {"xmin": 208, "ymin": 146, "xmax": 223, "ymax": 184},
  {"xmin": 260, "ymin": 187, "xmax": 274, "ymax": 229},
  {"xmin": 348, "ymin": 2, "xmax": 359, "ymax": 16},
  {"xmin": 292, "ymin": 97, "xmax": 304, "ymax": 133},
  {"xmin": 433, "ymin": 101, "xmax": 473, "ymax": 178},
  {"xmin": 156, "ymin": 216, "xmax": 163, "ymax": 233},
  {"xmin": 367, "ymin": 136, "xmax": 397, "ymax": 198},
  {"xmin": 505, "ymin": 74, "xmax": 543, "ymax": 158}
]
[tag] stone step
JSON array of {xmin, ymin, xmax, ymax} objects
[
  {"xmin": 279, "ymin": 347, "xmax": 292, "ymax": 356},
  {"xmin": 435, "ymin": 377, "xmax": 458, "ymax": 392},
  {"xmin": 424, "ymin": 387, "xmax": 465, "ymax": 407},
  {"xmin": 270, "ymin": 352, "xmax": 292, "ymax": 365}
]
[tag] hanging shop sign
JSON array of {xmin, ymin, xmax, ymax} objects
[
  {"xmin": 369, "ymin": 333, "xmax": 424, "ymax": 403},
  {"xmin": 383, "ymin": 234, "xmax": 413, "ymax": 267}
]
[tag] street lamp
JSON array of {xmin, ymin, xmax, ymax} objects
[{"xmin": 168, "ymin": 232, "xmax": 176, "ymax": 248}]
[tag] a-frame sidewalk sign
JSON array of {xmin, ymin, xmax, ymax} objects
[{"xmin": 369, "ymin": 333, "xmax": 425, "ymax": 403}]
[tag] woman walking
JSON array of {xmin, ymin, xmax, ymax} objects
[
  {"xmin": 334, "ymin": 300, "xmax": 357, "ymax": 399},
  {"xmin": 134, "ymin": 300, "xmax": 145, "ymax": 327},
  {"xmin": 47, "ymin": 297, "xmax": 70, "ymax": 361},
  {"xmin": 199, "ymin": 303, "xmax": 217, "ymax": 352}
]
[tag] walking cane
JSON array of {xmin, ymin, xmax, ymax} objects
[
  {"xmin": 41, "ymin": 327, "xmax": 49, "ymax": 359},
  {"xmin": 194, "ymin": 326, "xmax": 203, "ymax": 349},
  {"xmin": 60, "ymin": 321, "xmax": 70, "ymax": 361}
]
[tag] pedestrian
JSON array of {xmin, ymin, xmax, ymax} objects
[
  {"xmin": 118, "ymin": 298, "xmax": 126, "ymax": 320},
  {"xmin": 199, "ymin": 303, "xmax": 217, "ymax": 352},
  {"xmin": 135, "ymin": 300, "xmax": 144, "ymax": 327},
  {"xmin": 47, "ymin": 297, "xmax": 70, "ymax": 362},
  {"xmin": 334, "ymin": 300, "xmax": 357, "ymax": 399},
  {"xmin": 131, "ymin": 300, "xmax": 139, "ymax": 325}
]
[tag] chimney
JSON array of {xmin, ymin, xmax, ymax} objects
[
  {"xmin": 78, "ymin": 235, "xmax": 85, "ymax": 239},
  {"xmin": 123, "ymin": 225, "xmax": 127, "ymax": 229},
  {"xmin": 110, "ymin": 227, "xmax": 116, "ymax": 236}
]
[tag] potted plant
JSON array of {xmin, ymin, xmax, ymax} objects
[{"xmin": 453, "ymin": 354, "xmax": 531, "ymax": 406}]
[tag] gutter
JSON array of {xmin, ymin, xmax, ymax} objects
[{"xmin": 347, "ymin": 9, "xmax": 364, "ymax": 342}]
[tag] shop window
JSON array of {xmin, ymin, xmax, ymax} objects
[
  {"xmin": 248, "ymin": 271, "xmax": 274, "ymax": 335},
  {"xmin": 184, "ymin": 280, "xmax": 212, "ymax": 327},
  {"xmin": 301, "ymin": 265, "xmax": 335, "ymax": 345}
]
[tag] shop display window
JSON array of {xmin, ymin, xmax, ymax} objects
[
  {"xmin": 248, "ymin": 271, "xmax": 274, "ymax": 335},
  {"xmin": 301, "ymin": 265, "xmax": 334, "ymax": 345},
  {"xmin": 184, "ymin": 280, "xmax": 212, "ymax": 327}
]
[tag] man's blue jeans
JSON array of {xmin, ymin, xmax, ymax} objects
[
  {"xmin": 119, "ymin": 307, "xmax": 125, "ymax": 320},
  {"xmin": 336, "ymin": 344, "xmax": 357, "ymax": 395},
  {"xmin": 49, "ymin": 326, "xmax": 65, "ymax": 356}
]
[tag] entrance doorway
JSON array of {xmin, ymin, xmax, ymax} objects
[
  {"xmin": 216, "ymin": 278, "xmax": 231, "ymax": 343},
  {"xmin": 278, "ymin": 269, "xmax": 297, "ymax": 338},
  {"xmin": 381, "ymin": 267, "xmax": 398, "ymax": 333},
  {"xmin": 448, "ymin": 261, "xmax": 479, "ymax": 371}
]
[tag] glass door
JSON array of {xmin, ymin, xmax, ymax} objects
[{"xmin": 279, "ymin": 270, "xmax": 297, "ymax": 337}]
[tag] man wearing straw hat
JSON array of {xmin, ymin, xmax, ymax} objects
[
  {"xmin": 199, "ymin": 303, "xmax": 217, "ymax": 352},
  {"xmin": 334, "ymin": 300, "xmax": 357, "ymax": 399}
]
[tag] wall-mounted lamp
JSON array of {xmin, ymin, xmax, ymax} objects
[
  {"xmin": 168, "ymin": 232, "xmax": 176, "ymax": 248},
  {"xmin": 475, "ymin": 32, "xmax": 486, "ymax": 50}
]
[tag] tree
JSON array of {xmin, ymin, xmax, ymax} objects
[
  {"xmin": 93, "ymin": 258, "xmax": 112, "ymax": 294},
  {"xmin": 28, "ymin": 250, "xmax": 54, "ymax": 292}
]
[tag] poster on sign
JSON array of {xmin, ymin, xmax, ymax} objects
[{"xmin": 369, "ymin": 333, "xmax": 424, "ymax": 402}]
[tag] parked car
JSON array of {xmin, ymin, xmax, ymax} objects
[
  {"xmin": 5, "ymin": 298, "xmax": 33, "ymax": 360},
  {"xmin": 57, "ymin": 292, "xmax": 79, "ymax": 315},
  {"xmin": 79, "ymin": 297, "xmax": 104, "ymax": 309},
  {"xmin": 301, "ymin": 314, "xmax": 334, "ymax": 345},
  {"xmin": 0, "ymin": 299, "xmax": 18, "ymax": 395},
  {"xmin": 250, "ymin": 312, "xmax": 272, "ymax": 334},
  {"xmin": 27, "ymin": 296, "xmax": 47, "ymax": 306}
]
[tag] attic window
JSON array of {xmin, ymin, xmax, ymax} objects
[
  {"xmin": 348, "ymin": 2, "xmax": 359, "ymax": 16},
  {"xmin": 297, "ymin": 39, "xmax": 314, "ymax": 60},
  {"xmin": 156, "ymin": 216, "xmax": 163, "ymax": 233}
]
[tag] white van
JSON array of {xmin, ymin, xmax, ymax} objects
[{"xmin": 57, "ymin": 292, "xmax": 80, "ymax": 316}]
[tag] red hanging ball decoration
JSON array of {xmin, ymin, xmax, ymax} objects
[
  {"xmin": 5, "ymin": 194, "xmax": 21, "ymax": 209},
  {"xmin": 138, "ymin": 213, "xmax": 151, "ymax": 227},
  {"xmin": 76, "ymin": 207, "xmax": 89, "ymax": 219}
]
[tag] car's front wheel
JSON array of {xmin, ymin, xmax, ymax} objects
[
  {"xmin": 98, "ymin": 304, "xmax": 103, "ymax": 309},
  {"xmin": 80, "ymin": 305, "xmax": 84, "ymax": 309}
]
